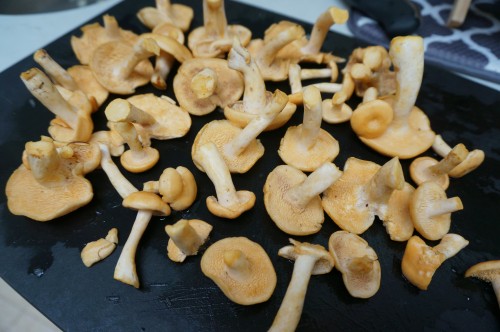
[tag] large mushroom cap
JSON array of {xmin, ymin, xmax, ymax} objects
[
  {"xmin": 263, "ymin": 165, "xmax": 324, "ymax": 236},
  {"xmin": 173, "ymin": 58, "xmax": 244, "ymax": 116},
  {"xmin": 328, "ymin": 231, "xmax": 381, "ymax": 298},
  {"xmin": 200, "ymin": 237, "xmax": 277, "ymax": 305}
]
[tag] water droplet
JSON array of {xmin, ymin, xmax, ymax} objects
[
  {"xmin": 96, "ymin": 210, "xmax": 102, "ymax": 215},
  {"xmin": 32, "ymin": 268, "xmax": 44, "ymax": 277},
  {"xmin": 29, "ymin": 99, "xmax": 36, "ymax": 108},
  {"xmin": 107, "ymin": 296, "xmax": 120, "ymax": 304},
  {"xmin": 467, "ymin": 297, "xmax": 470, "ymax": 301}
]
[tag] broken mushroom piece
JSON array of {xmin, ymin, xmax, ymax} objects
[
  {"xmin": 81, "ymin": 228, "xmax": 119, "ymax": 267},
  {"xmin": 402, "ymin": 234, "xmax": 469, "ymax": 290},
  {"xmin": 193, "ymin": 142, "xmax": 255, "ymax": 219},
  {"xmin": 322, "ymin": 157, "xmax": 415, "ymax": 241},
  {"xmin": 137, "ymin": 0, "xmax": 194, "ymax": 32},
  {"xmin": 269, "ymin": 239, "xmax": 334, "ymax": 332},
  {"xmin": 432, "ymin": 134, "xmax": 485, "ymax": 178},
  {"xmin": 20, "ymin": 68, "xmax": 94, "ymax": 143},
  {"xmin": 264, "ymin": 163, "xmax": 342, "ymax": 236},
  {"xmin": 410, "ymin": 181, "xmax": 464, "ymax": 241},
  {"xmin": 165, "ymin": 219, "xmax": 212, "ymax": 263},
  {"xmin": 465, "ymin": 260, "xmax": 500, "ymax": 308},
  {"xmin": 201, "ymin": 237, "xmax": 277, "ymax": 305},
  {"xmin": 143, "ymin": 166, "xmax": 197, "ymax": 211},
  {"xmin": 356, "ymin": 36, "xmax": 436, "ymax": 159},
  {"xmin": 90, "ymin": 130, "xmax": 125, "ymax": 157},
  {"xmin": 278, "ymin": 86, "xmax": 339, "ymax": 172},
  {"xmin": 114, "ymin": 191, "xmax": 171, "ymax": 288},
  {"xmin": 173, "ymin": 58, "xmax": 244, "ymax": 116},
  {"xmin": 188, "ymin": 0, "xmax": 251, "ymax": 58},
  {"xmin": 328, "ymin": 231, "xmax": 381, "ymax": 298},
  {"xmin": 410, "ymin": 143, "xmax": 468, "ymax": 189},
  {"xmin": 6, "ymin": 140, "xmax": 94, "ymax": 221}
]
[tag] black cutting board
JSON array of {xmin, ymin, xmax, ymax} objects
[{"xmin": 0, "ymin": 0, "xmax": 499, "ymax": 331}]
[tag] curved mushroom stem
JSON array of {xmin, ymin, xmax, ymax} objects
[
  {"xmin": 363, "ymin": 87, "xmax": 379, "ymax": 102},
  {"xmin": 285, "ymin": 163, "xmax": 342, "ymax": 210},
  {"xmin": 258, "ymin": 25, "xmax": 304, "ymax": 69},
  {"xmin": 223, "ymin": 90, "xmax": 287, "ymax": 158},
  {"xmin": 98, "ymin": 143, "xmax": 138, "ymax": 198},
  {"xmin": 228, "ymin": 39, "xmax": 267, "ymax": 112},
  {"xmin": 112, "ymin": 122, "xmax": 144, "ymax": 152},
  {"xmin": 114, "ymin": 210, "xmax": 152, "ymax": 288},
  {"xmin": 203, "ymin": 0, "xmax": 227, "ymax": 38},
  {"xmin": 301, "ymin": 7, "xmax": 348, "ymax": 55},
  {"xmin": 269, "ymin": 254, "xmax": 317, "ymax": 332},
  {"xmin": 190, "ymin": 68, "xmax": 218, "ymax": 99},
  {"xmin": 300, "ymin": 86, "xmax": 323, "ymax": 150},
  {"xmin": 432, "ymin": 135, "xmax": 453, "ymax": 156},
  {"xmin": 105, "ymin": 99, "xmax": 156, "ymax": 125},
  {"xmin": 25, "ymin": 141, "xmax": 61, "ymax": 182},
  {"xmin": 390, "ymin": 36, "xmax": 424, "ymax": 127},
  {"xmin": 152, "ymin": 52, "xmax": 175, "ymax": 90},
  {"xmin": 434, "ymin": 233, "xmax": 469, "ymax": 260},
  {"xmin": 33, "ymin": 49, "xmax": 78, "ymax": 91},
  {"xmin": 366, "ymin": 157, "xmax": 404, "ymax": 203},
  {"xmin": 117, "ymin": 38, "xmax": 160, "ymax": 80},
  {"xmin": 21, "ymin": 68, "xmax": 79, "ymax": 129},
  {"xmin": 223, "ymin": 249, "xmax": 251, "ymax": 281},
  {"xmin": 427, "ymin": 197, "xmax": 463, "ymax": 219},
  {"xmin": 428, "ymin": 143, "xmax": 468, "ymax": 175},
  {"xmin": 165, "ymin": 219, "xmax": 204, "ymax": 256},
  {"xmin": 331, "ymin": 72, "xmax": 355, "ymax": 105}
]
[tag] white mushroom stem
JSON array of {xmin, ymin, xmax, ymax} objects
[
  {"xmin": 190, "ymin": 68, "xmax": 218, "ymax": 99},
  {"xmin": 300, "ymin": 86, "xmax": 323, "ymax": 150},
  {"xmin": 203, "ymin": 0, "xmax": 227, "ymax": 38},
  {"xmin": 33, "ymin": 49, "xmax": 78, "ymax": 91},
  {"xmin": 105, "ymin": 98, "xmax": 156, "ymax": 125},
  {"xmin": 114, "ymin": 210, "xmax": 152, "ymax": 288},
  {"xmin": 331, "ymin": 72, "xmax": 354, "ymax": 105},
  {"xmin": 366, "ymin": 157, "xmax": 404, "ymax": 203},
  {"xmin": 25, "ymin": 141, "xmax": 61, "ymax": 182},
  {"xmin": 285, "ymin": 163, "xmax": 342, "ymax": 210},
  {"xmin": 428, "ymin": 144, "xmax": 468, "ymax": 175},
  {"xmin": 98, "ymin": 143, "xmax": 138, "ymax": 198},
  {"xmin": 112, "ymin": 121, "xmax": 146, "ymax": 153},
  {"xmin": 223, "ymin": 249, "xmax": 251, "ymax": 281},
  {"xmin": 165, "ymin": 219, "xmax": 204, "ymax": 256},
  {"xmin": 300, "ymin": 68, "xmax": 334, "ymax": 80},
  {"xmin": 228, "ymin": 39, "xmax": 267, "ymax": 112},
  {"xmin": 116, "ymin": 38, "xmax": 160, "ymax": 80},
  {"xmin": 426, "ymin": 197, "xmax": 464, "ymax": 219},
  {"xmin": 20, "ymin": 68, "xmax": 79, "ymax": 129},
  {"xmin": 434, "ymin": 233, "xmax": 469, "ymax": 260},
  {"xmin": 301, "ymin": 7, "xmax": 348, "ymax": 55},
  {"xmin": 389, "ymin": 36, "xmax": 424, "ymax": 127},
  {"xmin": 269, "ymin": 254, "xmax": 317, "ymax": 332},
  {"xmin": 151, "ymin": 52, "xmax": 175, "ymax": 89},
  {"xmin": 258, "ymin": 25, "xmax": 304, "ymax": 69},
  {"xmin": 289, "ymin": 64, "xmax": 303, "ymax": 94},
  {"xmin": 363, "ymin": 87, "xmax": 379, "ymax": 102},
  {"xmin": 195, "ymin": 143, "xmax": 239, "ymax": 209}
]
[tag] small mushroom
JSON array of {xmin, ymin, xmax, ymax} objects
[
  {"xmin": 6, "ymin": 139, "xmax": 94, "ymax": 221},
  {"xmin": 114, "ymin": 191, "xmax": 171, "ymax": 288},
  {"xmin": 137, "ymin": 0, "xmax": 194, "ymax": 32},
  {"xmin": 192, "ymin": 90, "xmax": 287, "ymax": 173},
  {"xmin": 20, "ymin": 68, "xmax": 94, "ymax": 143},
  {"xmin": 323, "ymin": 157, "xmax": 415, "ymax": 241},
  {"xmin": 432, "ymin": 134, "xmax": 485, "ymax": 178},
  {"xmin": 328, "ymin": 231, "xmax": 381, "ymax": 298},
  {"xmin": 402, "ymin": 234, "xmax": 469, "ymax": 290},
  {"xmin": 465, "ymin": 260, "xmax": 500, "ymax": 308},
  {"xmin": 278, "ymin": 85, "xmax": 339, "ymax": 172},
  {"xmin": 192, "ymin": 142, "xmax": 255, "ymax": 219},
  {"xmin": 200, "ymin": 237, "xmax": 277, "ymax": 305},
  {"xmin": 143, "ymin": 166, "xmax": 197, "ymax": 211},
  {"xmin": 90, "ymin": 130, "xmax": 125, "ymax": 157},
  {"xmin": 187, "ymin": 0, "xmax": 251, "ymax": 58},
  {"xmin": 264, "ymin": 163, "xmax": 342, "ymax": 236},
  {"xmin": 354, "ymin": 36, "xmax": 436, "ymax": 159},
  {"xmin": 173, "ymin": 58, "xmax": 244, "ymax": 116},
  {"xmin": 410, "ymin": 143, "xmax": 468, "ymax": 189},
  {"xmin": 321, "ymin": 72, "xmax": 355, "ymax": 124},
  {"xmin": 165, "ymin": 219, "xmax": 212, "ymax": 262},
  {"xmin": 81, "ymin": 228, "xmax": 119, "ymax": 267},
  {"xmin": 269, "ymin": 239, "xmax": 334, "ymax": 332},
  {"xmin": 410, "ymin": 181, "xmax": 464, "ymax": 241}
]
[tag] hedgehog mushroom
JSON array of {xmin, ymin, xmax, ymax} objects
[
  {"xmin": 321, "ymin": 72, "xmax": 355, "ymax": 124},
  {"xmin": 432, "ymin": 135, "xmax": 485, "ymax": 178},
  {"xmin": 20, "ymin": 68, "xmax": 94, "ymax": 143},
  {"xmin": 269, "ymin": 239, "xmax": 334, "ymax": 332},
  {"xmin": 137, "ymin": 0, "xmax": 194, "ymax": 32},
  {"xmin": 193, "ymin": 142, "xmax": 255, "ymax": 219},
  {"xmin": 264, "ymin": 163, "xmax": 342, "ymax": 236},
  {"xmin": 354, "ymin": 36, "xmax": 436, "ymax": 159},
  {"xmin": 278, "ymin": 85, "xmax": 339, "ymax": 172},
  {"xmin": 328, "ymin": 231, "xmax": 381, "ymax": 298},
  {"xmin": 402, "ymin": 234, "xmax": 469, "ymax": 290},
  {"xmin": 165, "ymin": 219, "xmax": 212, "ymax": 263},
  {"xmin": 173, "ymin": 58, "xmax": 244, "ymax": 116},
  {"xmin": 187, "ymin": 0, "xmax": 251, "ymax": 58},
  {"xmin": 201, "ymin": 237, "xmax": 277, "ymax": 305},
  {"xmin": 465, "ymin": 260, "xmax": 500, "ymax": 308},
  {"xmin": 6, "ymin": 139, "xmax": 94, "ymax": 221}
]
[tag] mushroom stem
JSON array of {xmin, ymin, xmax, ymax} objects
[
  {"xmin": 390, "ymin": 36, "xmax": 424, "ymax": 127},
  {"xmin": 363, "ymin": 87, "xmax": 379, "ymax": 102},
  {"xmin": 300, "ymin": 68, "xmax": 334, "ymax": 80},
  {"xmin": 427, "ymin": 197, "xmax": 463, "ymax": 219},
  {"xmin": 269, "ymin": 254, "xmax": 317, "ymax": 332},
  {"xmin": 331, "ymin": 72, "xmax": 354, "ymax": 105},
  {"xmin": 98, "ymin": 143, "xmax": 138, "ymax": 198},
  {"xmin": 203, "ymin": 0, "xmax": 227, "ymax": 38},
  {"xmin": 114, "ymin": 210, "xmax": 152, "ymax": 288},
  {"xmin": 228, "ymin": 39, "xmax": 267, "ymax": 112},
  {"xmin": 190, "ymin": 68, "xmax": 218, "ymax": 99},
  {"xmin": 259, "ymin": 25, "xmax": 303, "ymax": 69},
  {"xmin": 428, "ymin": 143, "xmax": 468, "ymax": 174},
  {"xmin": 366, "ymin": 157, "xmax": 404, "ymax": 203},
  {"xmin": 151, "ymin": 52, "xmax": 175, "ymax": 89},
  {"xmin": 165, "ymin": 219, "xmax": 203, "ymax": 256},
  {"xmin": 116, "ymin": 38, "xmax": 160, "ymax": 80},
  {"xmin": 285, "ymin": 163, "xmax": 342, "ymax": 210},
  {"xmin": 157, "ymin": 0, "xmax": 174, "ymax": 23},
  {"xmin": 289, "ymin": 64, "xmax": 302, "ymax": 94},
  {"xmin": 112, "ymin": 122, "xmax": 144, "ymax": 152},
  {"xmin": 434, "ymin": 233, "xmax": 470, "ymax": 260},
  {"xmin": 33, "ymin": 49, "xmax": 78, "ymax": 91},
  {"xmin": 20, "ymin": 68, "xmax": 79, "ymax": 129},
  {"xmin": 223, "ymin": 249, "xmax": 251, "ymax": 281},
  {"xmin": 432, "ymin": 135, "xmax": 452, "ymax": 156},
  {"xmin": 300, "ymin": 86, "xmax": 323, "ymax": 150},
  {"xmin": 25, "ymin": 141, "xmax": 61, "ymax": 182},
  {"xmin": 105, "ymin": 99, "xmax": 156, "ymax": 125},
  {"xmin": 301, "ymin": 7, "xmax": 348, "ymax": 55}
]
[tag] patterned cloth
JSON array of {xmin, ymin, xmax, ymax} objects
[{"xmin": 347, "ymin": 0, "xmax": 500, "ymax": 83}]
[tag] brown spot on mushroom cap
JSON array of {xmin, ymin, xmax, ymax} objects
[
  {"xmin": 200, "ymin": 237, "xmax": 277, "ymax": 305},
  {"xmin": 328, "ymin": 231, "xmax": 381, "ymax": 298},
  {"xmin": 465, "ymin": 260, "xmax": 500, "ymax": 282},
  {"xmin": 173, "ymin": 58, "xmax": 244, "ymax": 116},
  {"xmin": 166, "ymin": 219, "xmax": 212, "ymax": 263},
  {"xmin": 278, "ymin": 239, "xmax": 334, "ymax": 275},
  {"xmin": 263, "ymin": 165, "xmax": 324, "ymax": 236},
  {"xmin": 122, "ymin": 191, "xmax": 171, "ymax": 216},
  {"xmin": 191, "ymin": 120, "xmax": 264, "ymax": 173}
]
